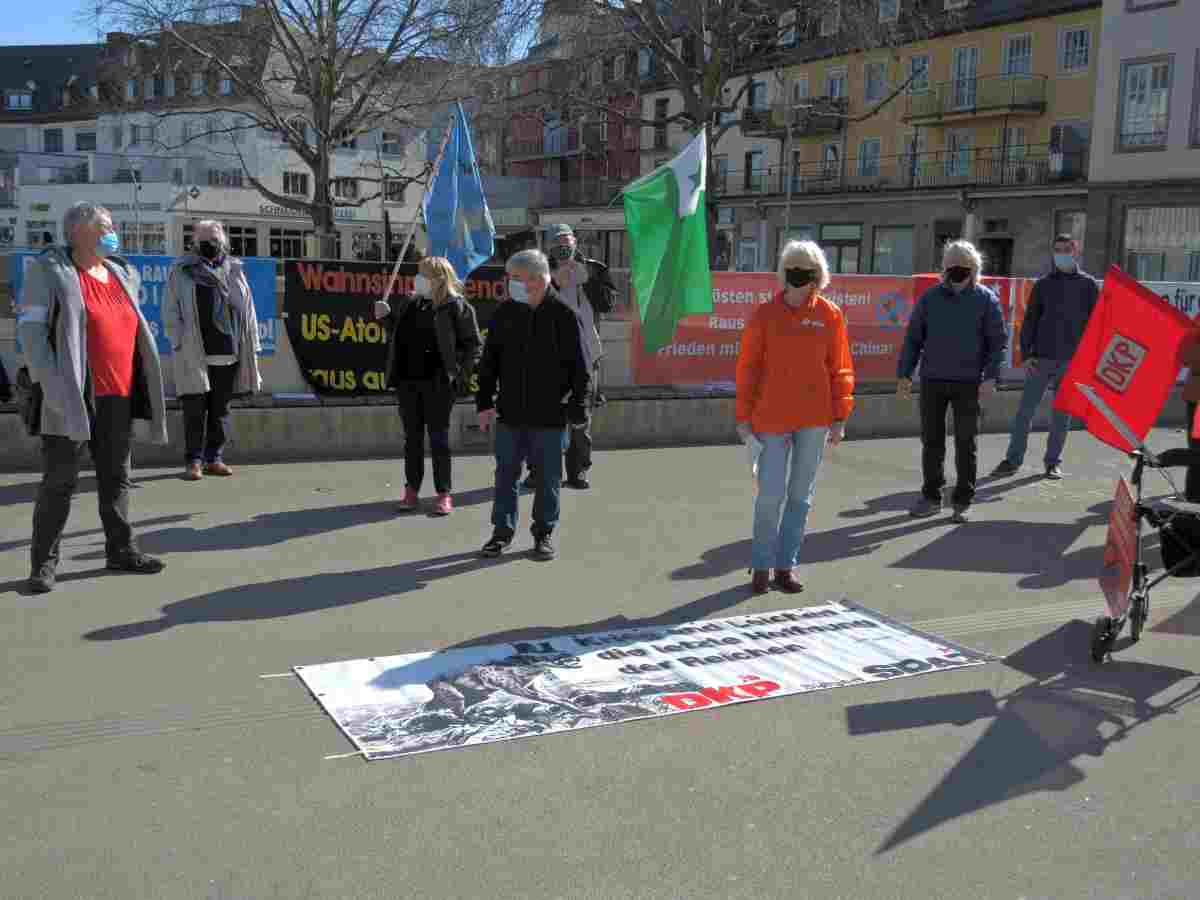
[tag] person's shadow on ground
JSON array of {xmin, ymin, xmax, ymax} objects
[
  {"xmin": 673, "ymin": 496, "xmax": 1114, "ymax": 590},
  {"xmin": 82, "ymin": 550, "xmax": 521, "ymax": 641},
  {"xmin": 69, "ymin": 489, "xmax": 492, "ymax": 560},
  {"xmin": 0, "ymin": 513, "xmax": 193, "ymax": 557},
  {"xmin": 0, "ymin": 472, "xmax": 182, "ymax": 508}
]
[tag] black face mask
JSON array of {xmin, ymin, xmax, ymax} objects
[
  {"xmin": 197, "ymin": 240, "xmax": 221, "ymax": 261},
  {"xmin": 945, "ymin": 266, "xmax": 972, "ymax": 284},
  {"xmin": 786, "ymin": 268, "xmax": 817, "ymax": 288}
]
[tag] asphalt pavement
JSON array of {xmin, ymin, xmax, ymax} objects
[{"xmin": 2, "ymin": 427, "xmax": 1199, "ymax": 900}]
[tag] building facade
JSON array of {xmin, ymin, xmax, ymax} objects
[
  {"xmin": 699, "ymin": 0, "xmax": 1102, "ymax": 276},
  {"xmin": 1084, "ymin": 0, "xmax": 1200, "ymax": 281}
]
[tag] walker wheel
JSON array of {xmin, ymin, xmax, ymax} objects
[
  {"xmin": 1129, "ymin": 595, "xmax": 1148, "ymax": 644},
  {"xmin": 1091, "ymin": 616, "xmax": 1116, "ymax": 663}
]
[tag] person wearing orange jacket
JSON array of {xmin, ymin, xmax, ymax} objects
[{"xmin": 735, "ymin": 240, "xmax": 855, "ymax": 596}]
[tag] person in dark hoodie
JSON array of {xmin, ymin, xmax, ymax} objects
[
  {"xmin": 476, "ymin": 249, "xmax": 590, "ymax": 561},
  {"xmin": 17, "ymin": 202, "xmax": 168, "ymax": 594},
  {"xmin": 897, "ymin": 239, "xmax": 1008, "ymax": 523},
  {"xmin": 991, "ymin": 234, "xmax": 1099, "ymax": 481}
]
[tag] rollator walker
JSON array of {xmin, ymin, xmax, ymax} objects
[{"xmin": 1078, "ymin": 384, "xmax": 1200, "ymax": 662}]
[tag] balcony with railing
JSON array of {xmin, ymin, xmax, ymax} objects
[
  {"xmin": 904, "ymin": 74, "xmax": 1047, "ymax": 123},
  {"xmin": 709, "ymin": 143, "xmax": 1088, "ymax": 198},
  {"xmin": 12, "ymin": 151, "xmax": 217, "ymax": 187},
  {"xmin": 481, "ymin": 175, "xmax": 562, "ymax": 210},
  {"xmin": 742, "ymin": 98, "xmax": 849, "ymax": 139},
  {"xmin": 505, "ymin": 126, "xmax": 606, "ymax": 162}
]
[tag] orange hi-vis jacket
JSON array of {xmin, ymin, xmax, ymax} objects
[{"xmin": 735, "ymin": 291, "xmax": 855, "ymax": 434}]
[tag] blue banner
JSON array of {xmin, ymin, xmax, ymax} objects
[
  {"xmin": 422, "ymin": 101, "xmax": 496, "ymax": 280},
  {"xmin": 9, "ymin": 252, "xmax": 277, "ymax": 356}
]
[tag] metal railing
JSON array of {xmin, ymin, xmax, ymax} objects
[
  {"xmin": 710, "ymin": 143, "xmax": 1088, "ymax": 198},
  {"xmin": 1118, "ymin": 129, "xmax": 1169, "ymax": 152},
  {"xmin": 905, "ymin": 73, "xmax": 1048, "ymax": 120},
  {"xmin": 506, "ymin": 127, "xmax": 605, "ymax": 160},
  {"xmin": 8, "ymin": 151, "xmax": 218, "ymax": 187}
]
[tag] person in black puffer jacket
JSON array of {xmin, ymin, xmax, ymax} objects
[
  {"xmin": 375, "ymin": 255, "xmax": 482, "ymax": 517},
  {"xmin": 475, "ymin": 249, "xmax": 590, "ymax": 561}
]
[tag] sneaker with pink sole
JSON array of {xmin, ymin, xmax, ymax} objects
[
  {"xmin": 397, "ymin": 487, "xmax": 419, "ymax": 512},
  {"xmin": 431, "ymin": 493, "xmax": 453, "ymax": 516}
]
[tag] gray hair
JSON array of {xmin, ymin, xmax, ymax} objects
[
  {"xmin": 942, "ymin": 240, "xmax": 985, "ymax": 283},
  {"xmin": 777, "ymin": 240, "xmax": 831, "ymax": 291},
  {"xmin": 506, "ymin": 248, "xmax": 550, "ymax": 279},
  {"xmin": 63, "ymin": 202, "xmax": 110, "ymax": 246},
  {"xmin": 193, "ymin": 219, "xmax": 229, "ymax": 253}
]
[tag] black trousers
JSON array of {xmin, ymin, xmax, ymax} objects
[
  {"xmin": 1187, "ymin": 402, "xmax": 1200, "ymax": 502},
  {"xmin": 920, "ymin": 380, "xmax": 981, "ymax": 507},
  {"xmin": 529, "ymin": 363, "xmax": 597, "ymax": 482},
  {"xmin": 32, "ymin": 395, "xmax": 135, "ymax": 572},
  {"xmin": 396, "ymin": 377, "xmax": 455, "ymax": 493},
  {"xmin": 180, "ymin": 363, "xmax": 238, "ymax": 464}
]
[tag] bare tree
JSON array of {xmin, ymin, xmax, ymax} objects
[
  {"xmin": 93, "ymin": 0, "xmax": 539, "ymax": 255},
  {"xmin": 499, "ymin": 0, "xmax": 950, "ymax": 257}
]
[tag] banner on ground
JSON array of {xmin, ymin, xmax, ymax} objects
[
  {"xmin": 294, "ymin": 601, "xmax": 994, "ymax": 761},
  {"xmin": 9, "ymin": 252, "xmax": 277, "ymax": 356},
  {"xmin": 283, "ymin": 260, "xmax": 507, "ymax": 395}
]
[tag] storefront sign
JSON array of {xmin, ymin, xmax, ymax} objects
[
  {"xmin": 283, "ymin": 260, "xmax": 507, "ymax": 395},
  {"xmin": 259, "ymin": 203, "xmax": 356, "ymax": 220},
  {"xmin": 490, "ymin": 208, "xmax": 529, "ymax": 228}
]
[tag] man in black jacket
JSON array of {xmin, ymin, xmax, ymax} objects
[
  {"xmin": 477, "ymin": 249, "xmax": 591, "ymax": 560},
  {"xmin": 992, "ymin": 235, "xmax": 1099, "ymax": 481},
  {"xmin": 522, "ymin": 223, "xmax": 616, "ymax": 491}
]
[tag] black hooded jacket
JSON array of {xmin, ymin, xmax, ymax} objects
[{"xmin": 475, "ymin": 287, "xmax": 590, "ymax": 428}]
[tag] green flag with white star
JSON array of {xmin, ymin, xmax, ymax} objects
[{"xmin": 622, "ymin": 128, "xmax": 713, "ymax": 353}]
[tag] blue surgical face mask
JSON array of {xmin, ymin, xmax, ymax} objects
[
  {"xmin": 1053, "ymin": 253, "xmax": 1076, "ymax": 272},
  {"xmin": 414, "ymin": 274, "xmax": 431, "ymax": 296},
  {"xmin": 96, "ymin": 231, "xmax": 120, "ymax": 258},
  {"xmin": 508, "ymin": 279, "xmax": 529, "ymax": 303}
]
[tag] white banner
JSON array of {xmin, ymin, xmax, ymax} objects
[{"xmin": 295, "ymin": 601, "xmax": 994, "ymax": 760}]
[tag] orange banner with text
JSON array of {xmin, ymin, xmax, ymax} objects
[{"xmin": 632, "ymin": 272, "xmax": 916, "ymax": 387}]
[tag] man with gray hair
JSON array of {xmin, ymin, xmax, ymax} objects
[
  {"xmin": 897, "ymin": 239, "xmax": 1008, "ymax": 523},
  {"xmin": 476, "ymin": 249, "xmax": 591, "ymax": 561},
  {"xmin": 17, "ymin": 201, "xmax": 168, "ymax": 593}
]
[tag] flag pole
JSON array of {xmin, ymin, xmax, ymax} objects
[{"xmin": 378, "ymin": 110, "xmax": 456, "ymax": 307}]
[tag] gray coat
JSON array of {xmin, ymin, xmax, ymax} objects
[
  {"xmin": 162, "ymin": 257, "xmax": 262, "ymax": 397},
  {"xmin": 17, "ymin": 247, "xmax": 168, "ymax": 444}
]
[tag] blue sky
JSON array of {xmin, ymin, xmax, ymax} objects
[{"xmin": 2, "ymin": 2, "xmax": 101, "ymax": 47}]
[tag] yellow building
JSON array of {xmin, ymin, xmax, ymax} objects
[{"xmin": 714, "ymin": 1, "xmax": 1101, "ymax": 277}]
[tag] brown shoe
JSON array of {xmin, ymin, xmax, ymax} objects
[
  {"xmin": 751, "ymin": 569, "xmax": 771, "ymax": 595},
  {"xmin": 774, "ymin": 569, "xmax": 805, "ymax": 594},
  {"xmin": 204, "ymin": 461, "xmax": 233, "ymax": 477},
  {"xmin": 184, "ymin": 463, "xmax": 203, "ymax": 481}
]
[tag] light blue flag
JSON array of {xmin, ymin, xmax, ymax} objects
[{"xmin": 422, "ymin": 101, "xmax": 495, "ymax": 279}]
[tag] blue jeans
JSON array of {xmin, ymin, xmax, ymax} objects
[
  {"xmin": 492, "ymin": 423, "xmax": 569, "ymax": 539},
  {"xmin": 751, "ymin": 427, "xmax": 828, "ymax": 571},
  {"xmin": 1004, "ymin": 359, "xmax": 1072, "ymax": 467}
]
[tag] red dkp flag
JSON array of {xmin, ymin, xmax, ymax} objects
[{"xmin": 1054, "ymin": 266, "xmax": 1196, "ymax": 453}]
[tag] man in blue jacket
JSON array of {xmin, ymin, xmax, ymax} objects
[
  {"xmin": 991, "ymin": 235, "xmax": 1099, "ymax": 481},
  {"xmin": 897, "ymin": 240, "xmax": 1009, "ymax": 522}
]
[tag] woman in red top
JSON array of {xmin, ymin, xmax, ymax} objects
[{"xmin": 735, "ymin": 240, "xmax": 855, "ymax": 595}]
